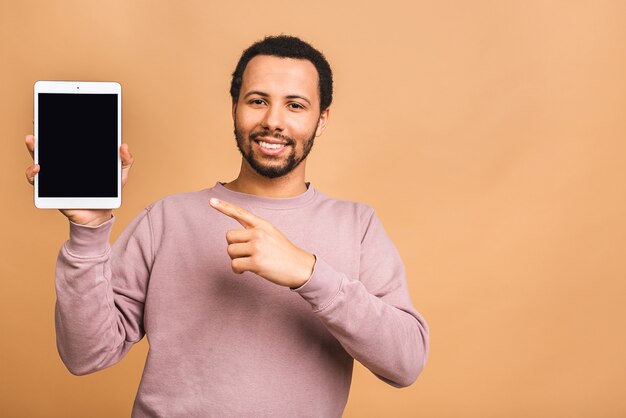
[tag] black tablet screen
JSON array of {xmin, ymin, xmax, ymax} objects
[{"xmin": 38, "ymin": 93, "xmax": 118, "ymax": 197}]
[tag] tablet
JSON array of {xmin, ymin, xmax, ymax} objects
[{"xmin": 34, "ymin": 81, "xmax": 122, "ymax": 209}]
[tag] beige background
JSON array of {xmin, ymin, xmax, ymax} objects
[{"xmin": 2, "ymin": 0, "xmax": 625, "ymax": 417}]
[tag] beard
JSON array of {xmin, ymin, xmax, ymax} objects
[{"xmin": 234, "ymin": 121, "xmax": 317, "ymax": 179}]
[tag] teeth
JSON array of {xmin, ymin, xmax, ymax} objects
[{"xmin": 258, "ymin": 140, "xmax": 286, "ymax": 149}]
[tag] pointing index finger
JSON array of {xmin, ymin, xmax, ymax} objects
[{"xmin": 209, "ymin": 198, "xmax": 263, "ymax": 229}]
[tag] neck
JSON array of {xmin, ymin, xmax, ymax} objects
[{"xmin": 223, "ymin": 159, "xmax": 308, "ymax": 198}]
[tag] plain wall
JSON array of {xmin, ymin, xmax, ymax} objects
[{"xmin": 1, "ymin": 0, "xmax": 625, "ymax": 416}]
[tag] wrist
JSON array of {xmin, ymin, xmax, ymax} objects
[
  {"xmin": 292, "ymin": 252, "xmax": 316, "ymax": 289},
  {"xmin": 85, "ymin": 214, "xmax": 113, "ymax": 227},
  {"xmin": 69, "ymin": 212, "xmax": 113, "ymax": 227}
]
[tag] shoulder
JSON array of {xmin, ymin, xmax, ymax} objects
[{"xmin": 313, "ymin": 188, "xmax": 377, "ymax": 228}]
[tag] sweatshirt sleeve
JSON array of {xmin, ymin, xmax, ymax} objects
[
  {"xmin": 54, "ymin": 208, "xmax": 154, "ymax": 376},
  {"xmin": 292, "ymin": 208, "xmax": 429, "ymax": 388}
]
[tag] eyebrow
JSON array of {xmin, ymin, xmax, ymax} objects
[{"xmin": 243, "ymin": 91, "xmax": 311, "ymax": 106}]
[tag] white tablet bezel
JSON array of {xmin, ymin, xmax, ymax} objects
[{"xmin": 34, "ymin": 80, "xmax": 122, "ymax": 209}]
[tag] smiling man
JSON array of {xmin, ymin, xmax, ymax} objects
[
  {"xmin": 25, "ymin": 35, "xmax": 429, "ymax": 417},
  {"xmin": 232, "ymin": 54, "xmax": 326, "ymax": 183}
]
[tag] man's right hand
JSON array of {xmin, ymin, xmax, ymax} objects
[{"xmin": 24, "ymin": 134, "xmax": 134, "ymax": 226}]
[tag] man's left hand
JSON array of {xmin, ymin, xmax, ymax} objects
[{"xmin": 209, "ymin": 197, "xmax": 315, "ymax": 289}]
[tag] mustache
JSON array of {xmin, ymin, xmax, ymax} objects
[{"xmin": 249, "ymin": 130, "xmax": 294, "ymax": 145}]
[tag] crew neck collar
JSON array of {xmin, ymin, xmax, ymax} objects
[{"xmin": 210, "ymin": 181, "xmax": 316, "ymax": 210}]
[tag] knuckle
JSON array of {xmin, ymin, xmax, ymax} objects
[
  {"xmin": 231, "ymin": 259, "xmax": 243, "ymax": 274},
  {"xmin": 25, "ymin": 169, "xmax": 34, "ymax": 183},
  {"xmin": 251, "ymin": 253, "xmax": 263, "ymax": 266}
]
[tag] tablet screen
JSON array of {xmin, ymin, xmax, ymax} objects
[{"xmin": 38, "ymin": 93, "xmax": 118, "ymax": 198}]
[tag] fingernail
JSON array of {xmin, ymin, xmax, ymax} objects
[{"xmin": 210, "ymin": 198, "xmax": 219, "ymax": 206}]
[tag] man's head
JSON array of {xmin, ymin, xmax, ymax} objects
[
  {"xmin": 230, "ymin": 35, "xmax": 333, "ymax": 113},
  {"xmin": 230, "ymin": 35, "xmax": 333, "ymax": 179}
]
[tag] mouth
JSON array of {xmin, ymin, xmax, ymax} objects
[{"xmin": 253, "ymin": 137, "xmax": 290, "ymax": 155}]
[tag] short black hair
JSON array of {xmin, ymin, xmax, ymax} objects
[{"xmin": 230, "ymin": 35, "xmax": 333, "ymax": 112}]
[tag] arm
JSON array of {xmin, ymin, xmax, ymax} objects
[
  {"xmin": 292, "ymin": 209, "xmax": 429, "ymax": 388},
  {"xmin": 24, "ymin": 132, "xmax": 143, "ymax": 374},
  {"xmin": 207, "ymin": 198, "xmax": 429, "ymax": 386},
  {"xmin": 54, "ymin": 209, "xmax": 153, "ymax": 375}
]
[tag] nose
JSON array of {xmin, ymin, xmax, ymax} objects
[{"xmin": 260, "ymin": 104, "xmax": 285, "ymax": 132}]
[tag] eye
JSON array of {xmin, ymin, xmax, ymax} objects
[
  {"xmin": 288, "ymin": 102, "xmax": 304, "ymax": 110},
  {"xmin": 249, "ymin": 98, "xmax": 266, "ymax": 106}
]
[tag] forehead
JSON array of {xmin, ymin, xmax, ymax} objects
[{"xmin": 241, "ymin": 55, "xmax": 319, "ymax": 101}]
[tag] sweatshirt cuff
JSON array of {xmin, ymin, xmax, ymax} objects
[
  {"xmin": 66, "ymin": 215, "xmax": 115, "ymax": 257},
  {"xmin": 291, "ymin": 255, "xmax": 344, "ymax": 312}
]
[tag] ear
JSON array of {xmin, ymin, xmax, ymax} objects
[
  {"xmin": 232, "ymin": 100, "xmax": 237, "ymax": 121},
  {"xmin": 315, "ymin": 107, "xmax": 330, "ymax": 137}
]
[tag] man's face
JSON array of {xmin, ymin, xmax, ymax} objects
[{"xmin": 233, "ymin": 55, "xmax": 329, "ymax": 179}]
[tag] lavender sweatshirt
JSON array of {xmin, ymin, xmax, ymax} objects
[{"xmin": 55, "ymin": 181, "xmax": 429, "ymax": 417}]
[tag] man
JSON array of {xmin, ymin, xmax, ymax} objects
[{"xmin": 24, "ymin": 35, "xmax": 429, "ymax": 417}]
